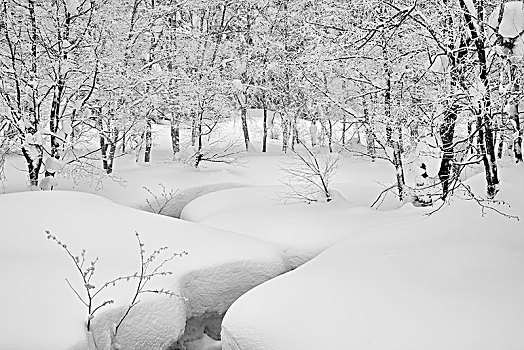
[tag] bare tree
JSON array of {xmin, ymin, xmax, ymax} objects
[{"xmin": 281, "ymin": 140, "xmax": 339, "ymax": 203}]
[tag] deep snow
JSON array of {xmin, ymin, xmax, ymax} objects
[
  {"xmin": 2, "ymin": 114, "xmax": 523, "ymax": 350},
  {"xmin": 221, "ymin": 167, "xmax": 524, "ymax": 350},
  {"xmin": 0, "ymin": 191, "xmax": 286, "ymax": 349}
]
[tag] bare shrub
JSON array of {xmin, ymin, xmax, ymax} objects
[
  {"xmin": 44, "ymin": 230, "xmax": 187, "ymax": 349},
  {"xmin": 280, "ymin": 141, "xmax": 339, "ymax": 203}
]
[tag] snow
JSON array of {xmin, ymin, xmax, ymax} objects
[
  {"xmin": 3, "ymin": 116, "xmax": 523, "ymax": 350},
  {"xmin": 65, "ymin": 0, "xmax": 80, "ymax": 15},
  {"xmin": 0, "ymin": 191, "xmax": 286, "ymax": 350},
  {"xmin": 221, "ymin": 166, "xmax": 524, "ymax": 350},
  {"xmin": 488, "ymin": 2, "xmax": 524, "ymax": 56},
  {"xmin": 181, "ymin": 155, "xmax": 414, "ymax": 268}
]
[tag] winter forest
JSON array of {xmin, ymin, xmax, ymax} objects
[{"xmin": 1, "ymin": 0, "xmax": 523, "ymax": 349}]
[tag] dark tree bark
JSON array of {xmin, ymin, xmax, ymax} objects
[
  {"xmin": 194, "ymin": 111, "xmax": 204, "ymax": 167},
  {"xmin": 282, "ymin": 113, "xmax": 289, "ymax": 153},
  {"xmin": 262, "ymin": 106, "xmax": 268, "ymax": 152},
  {"xmin": 240, "ymin": 104, "xmax": 250, "ymax": 151},
  {"xmin": 106, "ymin": 130, "xmax": 119, "ymax": 174},
  {"xmin": 22, "ymin": 146, "xmax": 42, "ymax": 187},
  {"xmin": 170, "ymin": 112, "xmax": 180, "ymax": 160},
  {"xmin": 144, "ymin": 117, "xmax": 152, "ymax": 163},
  {"xmin": 384, "ymin": 52, "xmax": 405, "ymax": 200},
  {"xmin": 363, "ymin": 96, "xmax": 375, "ymax": 161},
  {"xmin": 437, "ymin": 0, "xmax": 469, "ymax": 199},
  {"xmin": 191, "ymin": 112, "xmax": 197, "ymax": 147},
  {"xmin": 438, "ymin": 107, "xmax": 457, "ymax": 198}
]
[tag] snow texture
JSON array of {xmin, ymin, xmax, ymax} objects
[
  {"xmin": 182, "ymin": 185, "xmax": 424, "ymax": 268},
  {"xmin": 221, "ymin": 167, "xmax": 524, "ymax": 350},
  {"xmin": 488, "ymin": 2, "xmax": 524, "ymax": 56},
  {"xmin": 0, "ymin": 191, "xmax": 286, "ymax": 350},
  {"xmin": 65, "ymin": 0, "xmax": 80, "ymax": 15}
]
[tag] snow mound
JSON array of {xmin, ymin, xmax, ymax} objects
[
  {"xmin": 143, "ymin": 182, "xmax": 245, "ymax": 218},
  {"xmin": 182, "ymin": 185, "xmax": 428, "ymax": 268},
  {"xmin": 222, "ymin": 167, "xmax": 524, "ymax": 350},
  {"xmin": 0, "ymin": 191, "xmax": 286, "ymax": 350}
]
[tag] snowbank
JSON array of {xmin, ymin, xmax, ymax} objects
[
  {"xmin": 0, "ymin": 191, "xmax": 286, "ymax": 349},
  {"xmin": 222, "ymin": 167, "xmax": 524, "ymax": 350},
  {"xmin": 181, "ymin": 184, "xmax": 426, "ymax": 268}
]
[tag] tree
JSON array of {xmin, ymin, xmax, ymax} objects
[{"xmin": 0, "ymin": 0, "xmax": 98, "ymax": 186}]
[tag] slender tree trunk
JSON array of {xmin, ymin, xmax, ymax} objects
[
  {"xmin": 195, "ymin": 111, "xmax": 204, "ymax": 167},
  {"xmin": 291, "ymin": 114, "xmax": 298, "ymax": 151},
  {"xmin": 49, "ymin": 86, "xmax": 64, "ymax": 158},
  {"xmin": 383, "ymin": 47, "xmax": 405, "ymax": 200},
  {"xmin": 262, "ymin": 106, "xmax": 268, "ymax": 152},
  {"xmin": 241, "ymin": 104, "xmax": 250, "ymax": 151},
  {"xmin": 22, "ymin": 146, "xmax": 42, "ymax": 187},
  {"xmin": 170, "ymin": 112, "xmax": 180, "ymax": 160},
  {"xmin": 23, "ymin": 0, "xmax": 42, "ymax": 187},
  {"xmin": 438, "ymin": 107, "xmax": 456, "ymax": 198},
  {"xmin": 410, "ymin": 121, "xmax": 419, "ymax": 144},
  {"xmin": 476, "ymin": 2, "xmax": 499, "ymax": 196},
  {"xmin": 386, "ymin": 123, "xmax": 393, "ymax": 146},
  {"xmin": 364, "ymin": 97, "xmax": 375, "ymax": 161},
  {"xmin": 327, "ymin": 119, "xmax": 333, "ymax": 153},
  {"xmin": 282, "ymin": 113, "xmax": 289, "ymax": 153},
  {"xmin": 144, "ymin": 117, "xmax": 152, "ymax": 163},
  {"xmin": 509, "ymin": 66, "xmax": 523, "ymax": 162},
  {"xmin": 437, "ymin": 1, "xmax": 469, "ymax": 199},
  {"xmin": 106, "ymin": 129, "xmax": 119, "ymax": 174},
  {"xmin": 460, "ymin": 0, "xmax": 499, "ymax": 196},
  {"xmin": 191, "ymin": 112, "xmax": 197, "ymax": 146},
  {"xmin": 98, "ymin": 113, "xmax": 109, "ymax": 171},
  {"xmin": 121, "ymin": 125, "xmax": 126, "ymax": 154},
  {"xmin": 513, "ymin": 104, "xmax": 523, "ymax": 162}
]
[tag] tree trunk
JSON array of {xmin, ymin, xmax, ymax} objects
[
  {"xmin": 49, "ymin": 87, "xmax": 63, "ymax": 158},
  {"xmin": 385, "ymin": 123, "xmax": 393, "ymax": 146},
  {"xmin": 341, "ymin": 116, "xmax": 347, "ymax": 145},
  {"xmin": 97, "ymin": 114, "xmax": 109, "ymax": 171},
  {"xmin": 437, "ymin": 0, "xmax": 469, "ymax": 199},
  {"xmin": 282, "ymin": 113, "xmax": 289, "ymax": 153},
  {"xmin": 438, "ymin": 107, "xmax": 457, "ymax": 198},
  {"xmin": 121, "ymin": 127, "xmax": 126, "ymax": 154},
  {"xmin": 262, "ymin": 107, "xmax": 268, "ymax": 152},
  {"xmin": 460, "ymin": 0, "xmax": 499, "ymax": 196},
  {"xmin": 291, "ymin": 114, "xmax": 298, "ymax": 151},
  {"xmin": 513, "ymin": 105, "xmax": 523, "ymax": 162},
  {"xmin": 22, "ymin": 146, "xmax": 42, "ymax": 187},
  {"xmin": 241, "ymin": 105, "xmax": 250, "ymax": 151},
  {"xmin": 384, "ymin": 51, "xmax": 405, "ymax": 200},
  {"xmin": 144, "ymin": 118, "xmax": 152, "ymax": 163},
  {"xmin": 410, "ymin": 121, "xmax": 419, "ymax": 145},
  {"xmin": 327, "ymin": 120, "xmax": 333, "ymax": 153},
  {"xmin": 476, "ymin": 3, "xmax": 499, "ymax": 196},
  {"xmin": 363, "ymin": 97, "xmax": 375, "ymax": 161},
  {"xmin": 191, "ymin": 111, "xmax": 197, "ymax": 147},
  {"xmin": 392, "ymin": 140, "xmax": 405, "ymax": 201},
  {"xmin": 509, "ymin": 65, "xmax": 523, "ymax": 162},
  {"xmin": 106, "ymin": 130, "xmax": 119, "ymax": 174},
  {"xmin": 170, "ymin": 112, "xmax": 180, "ymax": 160},
  {"xmin": 195, "ymin": 111, "xmax": 204, "ymax": 167}
]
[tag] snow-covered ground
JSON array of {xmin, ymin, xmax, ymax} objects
[
  {"xmin": 221, "ymin": 166, "xmax": 524, "ymax": 350},
  {"xmin": 181, "ymin": 185, "xmax": 430, "ymax": 268},
  {"xmin": 1, "ymin": 114, "xmax": 523, "ymax": 350},
  {"xmin": 0, "ymin": 191, "xmax": 286, "ymax": 350}
]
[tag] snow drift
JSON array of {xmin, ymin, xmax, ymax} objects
[
  {"xmin": 0, "ymin": 191, "xmax": 286, "ymax": 349},
  {"xmin": 221, "ymin": 167, "xmax": 524, "ymax": 350}
]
